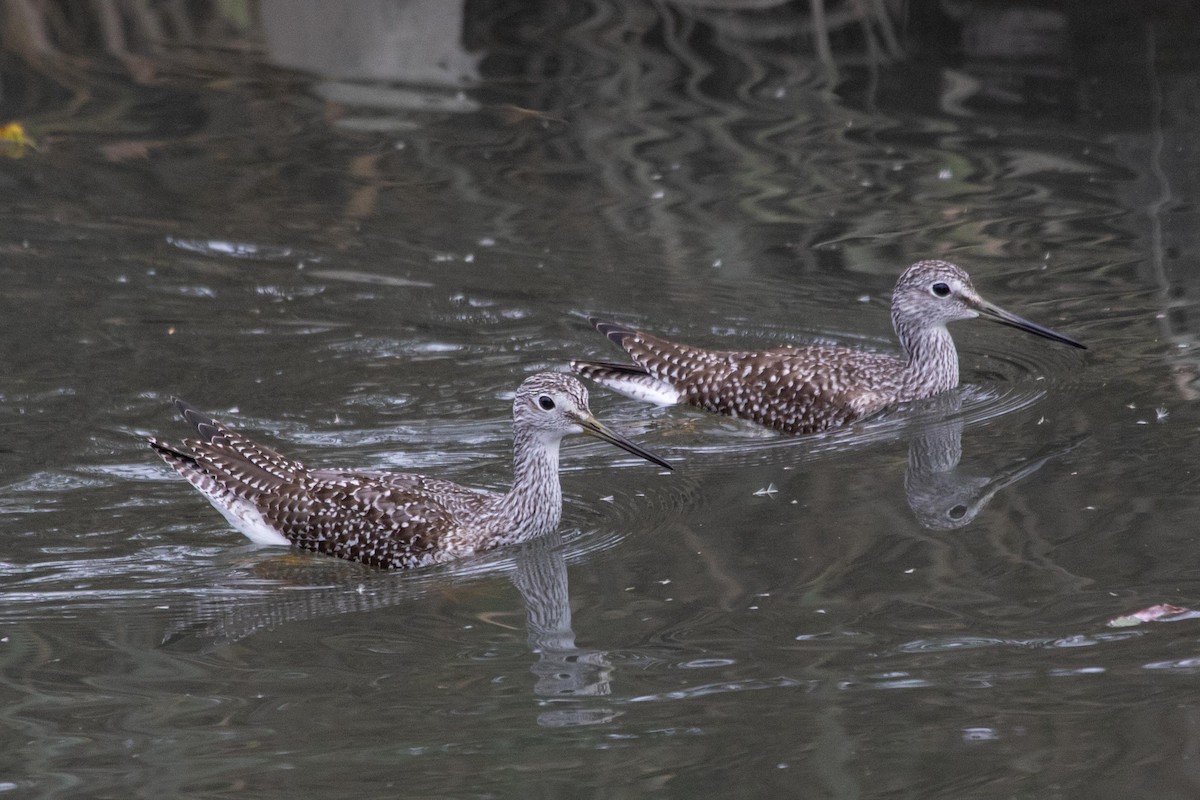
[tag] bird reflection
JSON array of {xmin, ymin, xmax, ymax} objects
[
  {"xmin": 510, "ymin": 532, "xmax": 617, "ymax": 727},
  {"xmin": 902, "ymin": 392, "xmax": 1086, "ymax": 530},
  {"xmin": 163, "ymin": 530, "xmax": 615, "ymax": 727}
]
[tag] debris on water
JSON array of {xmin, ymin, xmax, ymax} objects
[
  {"xmin": 1107, "ymin": 603, "xmax": 1196, "ymax": 627},
  {"xmin": 754, "ymin": 483, "xmax": 778, "ymax": 498},
  {"xmin": 0, "ymin": 122, "xmax": 36, "ymax": 158}
]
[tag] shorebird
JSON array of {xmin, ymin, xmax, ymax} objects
[
  {"xmin": 571, "ymin": 260, "xmax": 1085, "ymax": 435},
  {"xmin": 148, "ymin": 373, "xmax": 671, "ymax": 569}
]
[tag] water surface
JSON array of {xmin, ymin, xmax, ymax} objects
[{"xmin": 2, "ymin": 2, "xmax": 1199, "ymax": 797}]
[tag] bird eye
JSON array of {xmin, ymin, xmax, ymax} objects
[
  {"xmin": 931, "ymin": 282, "xmax": 951, "ymax": 298},
  {"xmin": 948, "ymin": 504, "xmax": 967, "ymax": 520},
  {"xmin": 537, "ymin": 395, "xmax": 556, "ymax": 411}
]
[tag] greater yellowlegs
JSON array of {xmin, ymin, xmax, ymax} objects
[
  {"xmin": 149, "ymin": 373, "xmax": 671, "ymax": 569},
  {"xmin": 571, "ymin": 260, "xmax": 1086, "ymax": 434}
]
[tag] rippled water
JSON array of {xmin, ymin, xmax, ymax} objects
[{"xmin": 2, "ymin": 1, "xmax": 1200, "ymax": 797}]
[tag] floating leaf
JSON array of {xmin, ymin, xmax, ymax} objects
[
  {"xmin": 1107, "ymin": 603, "xmax": 1191, "ymax": 627},
  {"xmin": 0, "ymin": 122, "xmax": 35, "ymax": 159}
]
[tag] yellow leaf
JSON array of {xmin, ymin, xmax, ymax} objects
[{"xmin": 0, "ymin": 122, "xmax": 36, "ymax": 158}]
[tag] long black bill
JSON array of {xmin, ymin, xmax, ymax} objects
[
  {"xmin": 977, "ymin": 299, "xmax": 1086, "ymax": 350},
  {"xmin": 578, "ymin": 414, "xmax": 673, "ymax": 471}
]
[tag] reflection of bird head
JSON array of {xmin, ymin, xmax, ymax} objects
[
  {"xmin": 905, "ymin": 468, "xmax": 994, "ymax": 531},
  {"xmin": 905, "ymin": 427, "xmax": 1088, "ymax": 531}
]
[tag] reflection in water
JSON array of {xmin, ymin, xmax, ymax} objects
[
  {"xmin": 261, "ymin": 0, "xmax": 481, "ymax": 125},
  {"xmin": 510, "ymin": 532, "xmax": 617, "ymax": 727},
  {"xmin": 903, "ymin": 392, "xmax": 1087, "ymax": 530},
  {"xmin": 165, "ymin": 530, "xmax": 615, "ymax": 727},
  {"xmin": 261, "ymin": 0, "xmax": 478, "ymax": 88}
]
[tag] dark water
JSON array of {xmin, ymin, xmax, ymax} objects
[{"xmin": 2, "ymin": 1, "xmax": 1199, "ymax": 796}]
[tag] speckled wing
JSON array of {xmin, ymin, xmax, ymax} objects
[
  {"xmin": 172, "ymin": 399, "xmax": 300, "ymax": 485},
  {"xmin": 149, "ymin": 401, "xmax": 311, "ymax": 527},
  {"xmin": 154, "ymin": 400, "xmax": 493, "ymax": 569},
  {"xmin": 578, "ymin": 322, "xmax": 901, "ymax": 434},
  {"xmin": 255, "ymin": 470, "xmax": 490, "ymax": 570},
  {"xmin": 669, "ymin": 347, "xmax": 901, "ymax": 434}
]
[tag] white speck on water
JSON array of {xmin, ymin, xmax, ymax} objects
[
  {"xmin": 651, "ymin": 189, "xmax": 665, "ymax": 200},
  {"xmin": 858, "ymin": 294, "xmax": 871, "ymax": 303},
  {"xmin": 712, "ymin": 259, "xmax": 722, "ymax": 268},
  {"xmin": 478, "ymin": 237, "xmax": 496, "ymax": 247},
  {"xmin": 962, "ymin": 727, "xmax": 999, "ymax": 742},
  {"xmin": 754, "ymin": 483, "xmax": 778, "ymax": 498},
  {"xmin": 600, "ymin": 495, "xmax": 614, "ymax": 503},
  {"xmin": 1156, "ymin": 407, "xmax": 1169, "ymax": 422},
  {"xmin": 464, "ymin": 253, "xmax": 474, "ymax": 263},
  {"xmin": 938, "ymin": 168, "xmax": 953, "ymax": 180}
]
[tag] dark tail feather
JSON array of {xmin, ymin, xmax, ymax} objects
[
  {"xmin": 588, "ymin": 318, "xmax": 639, "ymax": 348},
  {"xmin": 148, "ymin": 437, "xmax": 198, "ymax": 470},
  {"xmin": 173, "ymin": 398, "xmax": 226, "ymax": 444},
  {"xmin": 570, "ymin": 359, "xmax": 650, "ymax": 379}
]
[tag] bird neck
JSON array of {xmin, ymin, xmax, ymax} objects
[
  {"xmin": 493, "ymin": 428, "xmax": 564, "ymax": 544},
  {"xmin": 895, "ymin": 314, "xmax": 960, "ymax": 395}
]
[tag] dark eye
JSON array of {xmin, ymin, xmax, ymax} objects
[
  {"xmin": 537, "ymin": 395, "xmax": 556, "ymax": 411},
  {"xmin": 948, "ymin": 504, "xmax": 967, "ymax": 520},
  {"xmin": 931, "ymin": 282, "xmax": 951, "ymax": 298}
]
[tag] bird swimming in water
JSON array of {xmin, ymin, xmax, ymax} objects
[
  {"xmin": 148, "ymin": 373, "xmax": 671, "ymax": 569},
  {"xmin": 571, "ymin": 260, "xmax": 1085, "ymax": 435}
]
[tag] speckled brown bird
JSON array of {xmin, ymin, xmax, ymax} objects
[
  {"xmin": 571, "ymin": 260, "xmax": 1085, "ymax": 435},
  {"xmin": 148, "ymin": 373, "xmax": 671, "ymax": 569}
]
